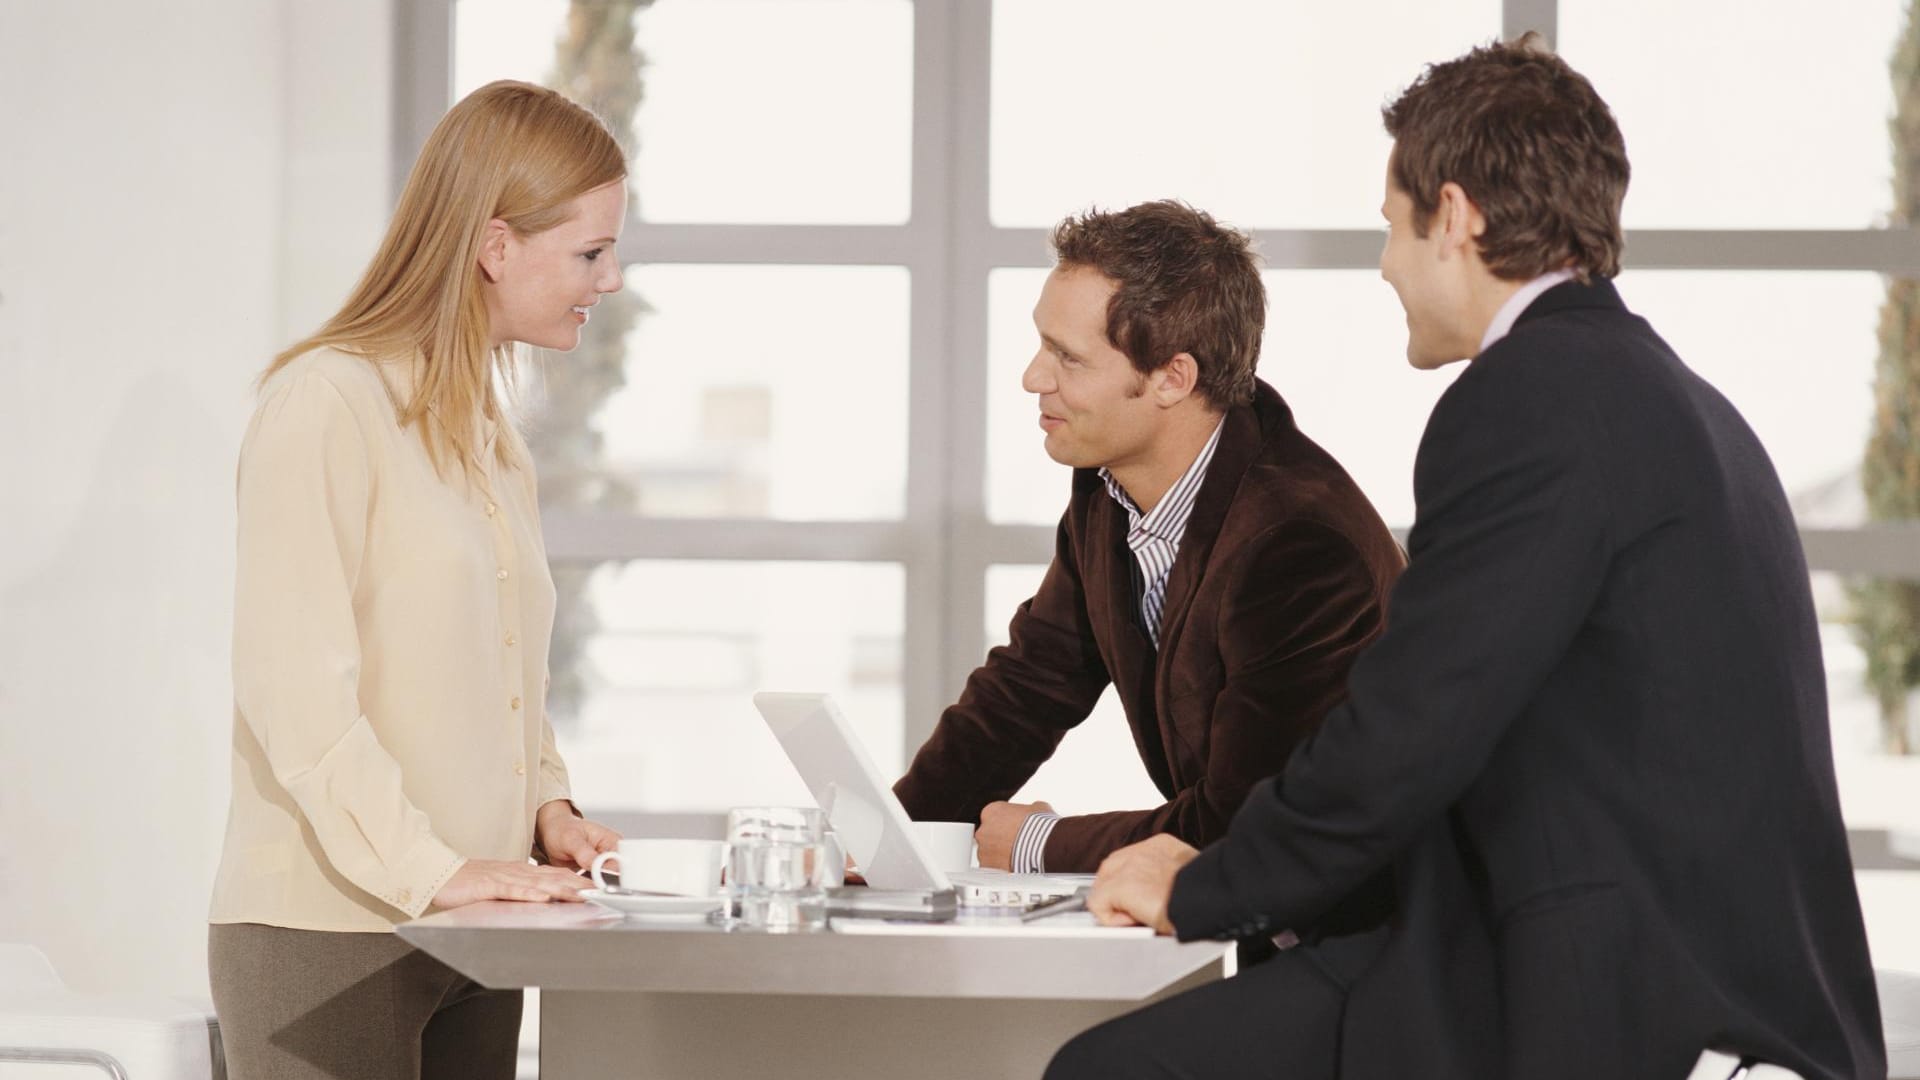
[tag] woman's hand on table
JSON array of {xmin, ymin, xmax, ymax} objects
[
  {"xmin": 430, "ymin": 859, "xmax": 592, "ymax": 908},
  {"xmin": 534, "ymin": 799, "xmax": 623, "ymax": 872}
]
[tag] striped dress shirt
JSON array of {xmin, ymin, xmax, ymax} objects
[{"xmin": 1013, "ymin": 419, "xmax": 1227, "ymax": 873}]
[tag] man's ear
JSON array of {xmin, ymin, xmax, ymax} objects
[
  {"xmin": 477, "ymin": 218, "xmax": 513, "ymax": 283},
  {"xmin": 1151, "ymin": 353, "xmax": 1200, "ymax": 407},
  {"xmin": 1435, "ymin": 182, "xmax": 1487, "ymax": 259}
]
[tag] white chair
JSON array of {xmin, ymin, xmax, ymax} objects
[
  {"xmin": 1687, "ymin": 1049, "xmax": 1806, "ymax": 1080},
  {"xmin": 1881, "ymin": 968, "xmax": 1920, "ymax": 1080},
  {"xmin": 0, "ymin": 943, "xmax": 223, "ymax": 1079}
]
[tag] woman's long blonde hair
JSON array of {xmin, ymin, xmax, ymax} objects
[{"xmin": 266, "ymin": 80, "xmax": 627, "ymax": 475}]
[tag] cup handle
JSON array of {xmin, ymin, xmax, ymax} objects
[{"xmin": 590, "ymin": 851, "xmax": 621, "ymax": 893}]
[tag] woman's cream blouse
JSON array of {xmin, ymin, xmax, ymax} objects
[{"xmin": 210, "ymin": 348, "xmax": 572, "ymax": 932}]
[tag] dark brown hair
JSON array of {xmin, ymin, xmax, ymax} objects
[
  {"xmin": 1050, "ymin": 200, "xmax": 1265, "ymax": 409},
  {"xmin": 1383, "ymin": 34, "xmax": 1629, "ymax": 281}
]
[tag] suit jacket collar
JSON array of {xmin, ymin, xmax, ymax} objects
[
  {"xmin": 1154, "ymin": 379, "xmax": 1292, "ymax": 655},
  {"xmin": 1511, "ymin": 274, "xmax": 1625, "ymax": 330}
]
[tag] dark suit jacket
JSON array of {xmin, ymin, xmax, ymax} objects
[
  {"xmin": 1170, "ymin": 280, "xmax": 1884, "ymax": 1080},
  {"xmin": 894, "ymin": 380, "xmax": 1404, "ymax": 876}
]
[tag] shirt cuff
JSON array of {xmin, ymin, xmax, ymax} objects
[
  {"xmin": 389, "ymin": 837, "xmax": 466, "ymax": 920},
  {"xmin": 1012, "ymin": 811, "xmax": 1061, "ymax": 874}
]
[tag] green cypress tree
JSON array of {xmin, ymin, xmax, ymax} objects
[
  {"xmin": 534, "ymin": 0, "xmax": 653, "ymax": 729},
  {"xmin": 1851, "ymin": 0, "xmax": 1920, "ymax": 755}
]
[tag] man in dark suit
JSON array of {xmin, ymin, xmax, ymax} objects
[
  {"xmin": 892, "ymin": 201, "xmax": 1404, "ymax": 886},
  {"xmin": 1055, "ymin": 37, "xmax": 1886, "ymax": 1080}
]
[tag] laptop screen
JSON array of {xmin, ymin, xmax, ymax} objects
[{"xmin": 753, "ymin": 692, "xmax": 953, "ymax": 893}]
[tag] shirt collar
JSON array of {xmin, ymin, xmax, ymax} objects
[
  {"xmin": 372, "ymin": 351, "xmax": 504, "ymax": 472},
  {"xmin": 1478, "ymin": 268, "xmax": 1578, "ymax": 355},
  {"xmin": 1100, "ymin": 418, "xmax": 1226, "ymax": 546}
]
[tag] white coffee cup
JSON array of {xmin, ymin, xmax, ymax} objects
[
  {"xmin": 590, "ymin": 838, "xmax": 726, "ymax": 897},
  {"xmin": 909, "ymin": 821, "xmax": 976, "ymax": 873}
]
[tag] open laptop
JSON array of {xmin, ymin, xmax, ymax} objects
[{"xmin": 752, "ymin": 692, "xmax": 1092, "ymax": 913}]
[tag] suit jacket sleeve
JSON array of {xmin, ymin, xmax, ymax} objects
[
  {"xmin": 1169, "ymin": 358, "xmax": 1614, "ymax": 940},
  {"xmin": 893, "ymin": 514, "xmax": 1111, "ymax": 823},
  {"xmin": 1041, "ymin": 521, "xmax": 1389, "ymax": 870}
]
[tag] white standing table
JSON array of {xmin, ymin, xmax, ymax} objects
[{"xmin": 398, "ymin": 901, "xmax": 1229, "ymax": 1079}]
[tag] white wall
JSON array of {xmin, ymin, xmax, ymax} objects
[{"xmin": 0, "ymin": 0, "xmax": 394, "ymax": 997}]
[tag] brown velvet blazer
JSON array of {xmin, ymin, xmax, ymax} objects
[{"xmin": 895, "ymin": 380, "xmax": 1404, "ymax": 872}]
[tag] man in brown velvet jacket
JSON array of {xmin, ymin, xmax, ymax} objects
[{"xmin": 892, "ymin": 200, "xmax": 1404, "ymax": 878}]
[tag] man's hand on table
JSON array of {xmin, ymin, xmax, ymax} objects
[
  {"xmin": 1087, "ymin": 834, "xmax": 1199, "ymax": 935},
  {"xmin": 535, "ymin": 799, "xmax": 623, "ymax": 872},
  {"xmin": 974, "ymin": 799, "xmax": 1054, "ymax": 870}
]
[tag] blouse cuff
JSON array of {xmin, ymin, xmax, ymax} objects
[{"xmin": 386, "ymin": 837, "xmax": 466, "ymax": 919}]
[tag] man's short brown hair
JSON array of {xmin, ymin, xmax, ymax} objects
[
  {"xmin": 1384, "ymin": 34, "xmax": 1630, "ymax": 281},
  {"xmin": 1050, "ymin": 200, "xmax": 1265, "ymax": 409}
]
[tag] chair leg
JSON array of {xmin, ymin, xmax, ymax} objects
[{"xmin": 0, "ymin": 1045, "xmax": 130, "ymax": 1079}]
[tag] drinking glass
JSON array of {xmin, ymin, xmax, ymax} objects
[{"xmin": 724, "ymin": 806, "xmax": 831, "ymax": 932}]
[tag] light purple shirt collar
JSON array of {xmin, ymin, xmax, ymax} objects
[{"xmin": 1478, "ymin": 268, "xmax": 1578, "ymax": 355}]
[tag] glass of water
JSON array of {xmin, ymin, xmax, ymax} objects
[{"xmin": 724, "ymin": 806, "xmax": 831, "ymax": 932}]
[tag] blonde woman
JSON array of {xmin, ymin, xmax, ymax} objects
[{"xmin": 208, "ymin": 81, "xmax": 626, "ymax": 1079}]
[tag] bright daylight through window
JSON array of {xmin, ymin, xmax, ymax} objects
[{"xmin": 448, "ymin": 1, "xmax": 1920, "ymax": 892}]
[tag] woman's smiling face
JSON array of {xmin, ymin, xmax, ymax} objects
[{"xmin": 481, "ymin": 179, "xmax": 627, "ymax": 351}]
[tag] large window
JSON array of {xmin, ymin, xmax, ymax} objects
[
  {"xmin": 987, "ymin": 0, "xmax": 1500, "ymax": 228},
  {"xmin": 1561, "ymin": 0, "xmax": 1905, "ymax": 229},
  {"xmin": 442, "ymin": 1, "xmax": 1920, "ymax": 924},
  {"xmin": 547, "ymin": 263, "xmax": 913, "ymax": 521}
]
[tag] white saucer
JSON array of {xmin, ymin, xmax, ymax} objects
[{"xmin": 582, "ymin": 889, "xmax": 725, "ymax": 921}]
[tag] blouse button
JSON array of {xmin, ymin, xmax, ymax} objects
[
  {"xmin": 496, "ymin": 569, "xmax": 509, "ymax": 581},
  {"xmin": 504, "ymin": 634, "xmax": 518, "ymax": 647},
  {"xmin": 485, "ymin": 502, "xmax": 497, "ymax": 517},
  {"xmin": 510, "ymin": 697, "xmax": 522, "ymax": 710}
]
